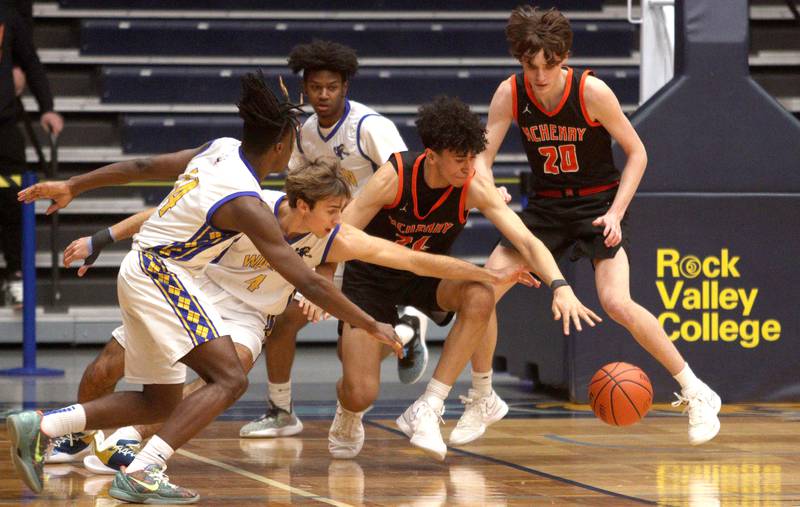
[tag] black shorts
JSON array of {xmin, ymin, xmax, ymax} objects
[
  {"xmin": 338, "ymin": 260, "xmax": 455, "ymax": 334},
  {"xmin": 500, "ymin": 188, "xmax": 630, "ymax": 262}
]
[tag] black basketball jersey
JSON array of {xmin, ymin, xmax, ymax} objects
[
  {"xmin": 510, "ymin": 67, "xmax": 620, "ymax": 193},
  {"xmin": 354, "ymin": 150, "xmax": 472, "ymax": 276}
]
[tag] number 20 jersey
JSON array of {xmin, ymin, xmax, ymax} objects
[{"xmin": 510, "ymin": 67, "xmax": 620, "ymax": 193}]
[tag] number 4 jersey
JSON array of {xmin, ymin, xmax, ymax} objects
[
  {"xmin": 132, "ymin": 137, "xmax": 263, "ymax": 274},
  {"xmin": 199, "ymin": 190, "xmax": 340, "ymax": 317},
  {"xmin": 509, "ymin": 67, "xmax": 620, "ymax": 193}
]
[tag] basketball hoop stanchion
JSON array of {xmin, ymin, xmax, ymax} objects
[{"xmin": 0, "ymin": 171, "xmax": 63, "ymax": 377}]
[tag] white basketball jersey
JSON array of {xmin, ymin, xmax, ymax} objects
[
  {"xmin": 289, "ymin": 100, "xmax": 406, "ymax": 194},
  {"xmin": 132, "ymin": 137, "xmax": 263, "ymax": 274},
  {"xmin": 201, "ymin": 190, "xmax": 340, "ymax": 316}
]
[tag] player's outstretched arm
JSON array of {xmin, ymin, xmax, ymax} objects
[
  {"xmin": 327, "ymin": 223, "xmax": 535, "ymax": 287},
  {"xmin": 63, "ymin": 208, "xmax": 156, "ymax": 277},
  {"xmin": 212, "ymin": 194, "xmax": 403, "ymax": 355},
  {"xmin": 18, "ymin": 146, "xmax": 205, "ymax": 214},
  {"xmin": 470, "ymin": 172, "xmax": 602, "ymax": 334}
]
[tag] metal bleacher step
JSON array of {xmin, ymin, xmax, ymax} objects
[
  {"xmin": 23, "ymin": 97, "xmax": 495, "ymax": 115},
  {"xmin": 0, "ymin": 300, "xmax": 457, "ymax": 344},
  {"xmin": 34, "ymin": 2, "xmax": 623, "ymax": 21},
  {"xmin": 33, "ymin": 197, "xmax": 146, "ymax": 215},
  {"xmin": 34, "ymin": 2, "xmax": 798, "ymax": 21},
  {"xmin": 27, "ymin": 145, "xmax": 537, "ymax": 165},
  {"xmin": 37, "ymin": 48, "xmax": 641, "ymax": 68},
  {"xmin": 0, "ymin": 250, "xmax": 126, "ymax": 269},
  {"xmin": 37, "ymin": 47, "xmax": 800, "ymax": 69}
]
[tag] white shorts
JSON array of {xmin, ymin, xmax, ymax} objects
[
  {"xmin": 113, "ymin": 284, "xmax": 274, "ymax": 380},
  {"xmin": 117, "ymin": 250, "xmax": 229, "ymax": 385}
]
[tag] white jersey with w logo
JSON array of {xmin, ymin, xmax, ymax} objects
[{"xmin": 198, "ymin": 190, "xmax": 340, "ymax": 317}]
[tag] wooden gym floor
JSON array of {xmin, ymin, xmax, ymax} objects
[{"xmin": 1, "ymin": 347, "xmax": 799, "ymax": 505}]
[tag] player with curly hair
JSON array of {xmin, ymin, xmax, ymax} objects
[{"xmin": 328, "ymin": 95, "xmax": 600, "ymax": 461}]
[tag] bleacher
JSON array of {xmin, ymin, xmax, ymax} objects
[{"xmin": 3, "ymin": 0, "xmax": 797, "ymax": 343}]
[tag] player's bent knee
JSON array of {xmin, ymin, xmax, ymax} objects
[
  {"xmin": 459, "ymin": 282, "xmax": 496, "ymax": 317},
  {"xmin": 85, "ymin": 348, "xmax": 125, "ymax": 389},
  {"xmin": 280, "ymin": 301, "xmax": 310, "ymax": 329},
  {"xmin": 222, "ymin": 369, "xmax": 249, "ymax": 402},
  {"xmin": 234, "ymin": 344, "xmax": 255, "ymax": 371},
  {"xmin": 600, "ymin": 295, "xmax": 635, "ymax": 324},
  {"xmin": 341, "ymin": 377, "xmax": 378, "ymax": 411}
]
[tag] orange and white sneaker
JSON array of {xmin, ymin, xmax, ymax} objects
[{"xmin": 449, "ymin": 389, "xmax": 508, "ymax": 446}]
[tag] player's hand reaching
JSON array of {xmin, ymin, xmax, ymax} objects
[
  {"xmin": 592, "ymin": 210, "xmax": 623, "ymax": 248},
  {"xmin": 18, "ymin": 180, "xmax": 74, "ymax": 214},
  {"xmin": 298, "ymin": 295, "xmax": 330, "ymax": 323},
  {"xmin": 551, "ymin": 286, "xmax": 602, "ymax": 335},
  {"xmin": 496, "ymin": 185, "xmax": 513, "ymax": 204},
  {"xmin": 63, "ymin": 236, "xmax": 101, "ymax": 277},
  {"xmin": 486, "ymin": 265, "xmax": 540, "ymax": 288},
  {"xmin": 369, "ymin": 322, "xmax": 405, "ymax": 358}
]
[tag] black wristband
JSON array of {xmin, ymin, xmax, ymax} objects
[
  {"xmin": 550, "ymin": 279, "xmax": 569, "ymax": 291},
  {"xmin": 86, "ymin": 228, "xmax": 115, "ymax": 265}
]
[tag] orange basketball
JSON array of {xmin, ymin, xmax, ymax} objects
[{"xmin": 588, "ymin": 362, "xmax": 653, "ymax": 426}]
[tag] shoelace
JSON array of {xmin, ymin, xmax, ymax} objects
[
  {"xmin": 413, "ymin": 402, "xmax": 444, "ymax": 428},
  {"xmin": 114, "ymin": 444, "xmax": 138, "ymax": 458},
  {"xmin": 145, "ymin": 467, "xmax": 171, "ymax": 488},
  {"xmin": 457, "ymin": 394, "xmax": 489, "ymax": 427},
  {"xmin": 332, "ymin": 409, "xmax": 361, "ymax": 438},
  {"xmin": 671, "ymin": 392, "xmax": 710, "ymax": 426},
  {"xmin": 53, "ymin": 433, "xmax": 77, "ymax": 449}
]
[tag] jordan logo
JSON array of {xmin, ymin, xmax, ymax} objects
[
  {"xmin": 399, "ymin": 202, "xmax": 408, "ymax": 213},
  {"xmin": 523, "ymin": 104, "xmax": 532, "ymax": 115}
]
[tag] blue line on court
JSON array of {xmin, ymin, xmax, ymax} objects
[
  {"xmin": 365, "ymin": 420, "xmax": 658, "ymax": 505},
  {"xmin": 544, "ymin": 433, "xmax": 667, "ymax": 451}
]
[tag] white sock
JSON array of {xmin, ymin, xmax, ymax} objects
[
  {"xmin": 269, "ymin": 380, "xmax": 292, "ymax": 412},
  {"xmin": 673, "ymin": 363, "xmax": 702, "ymax": 391},
  {"xmin": 41, "ymin": 404, "xmax": 86, "ymax": 438},
  {"xmin": 471, "ymin": 369, "xmax": 493, "ymax": 397},
  {"xmin": 338, "ymin": 401, "xmax": 365, "ymax": 418},
  {"xmin": 104, "ymin": 426, "xmax": 143, "ymax": 447},
  {"xmin": 421, "ymin": 378, "xmax": 451, "ymax": 413},
  {"xmin": 126, "ymin": 435, "xmax": 173, "ymax": 474}
]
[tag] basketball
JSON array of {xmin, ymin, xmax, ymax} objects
[{"xmin": 588, "ymin": 362, "xmax": 653, "ymax": 426}]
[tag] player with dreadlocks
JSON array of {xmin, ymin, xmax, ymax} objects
[{"xmin": 11, "ymin": 72, "xmax": 402, "ymax": 504}]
